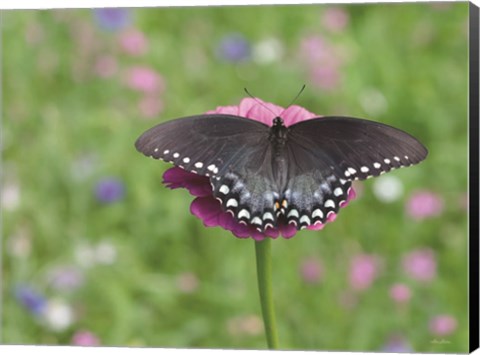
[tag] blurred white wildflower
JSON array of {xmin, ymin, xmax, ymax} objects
[
  {"xmin": 176, "ymin": 272, "xmax": 199, "ymax": 293},
  {"xmin": 373, "ymin": 175, "xmax": 404, "ymax": 203},
  {"xmin": 359, "ymin": 88, "xmax": 388, "ymax": 116},
  {"xmin": 253, "ymin": 38, "xmax": 284, "ymax": 64},
  {"xmin": 95, "ymin": 241, "xmax": 117, "ymax": 264},
  {"xmin": 7, "ymin": 228, "xmax": 31, "ymax": 258},
  {"xmin": 1, "ymin": 181, "xmax": 20, "ymax": 211},
  {"xmin": 74, "ymin": 243, "xmax": 97, "ymax": 268},
  {"xmin": 42, "ymin": 299, "xmax": 75, "ymax": 332}
]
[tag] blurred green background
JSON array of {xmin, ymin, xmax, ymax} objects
[{"xmin": 2, "ymin": 3, "xmax": 469, "ymax": 352}]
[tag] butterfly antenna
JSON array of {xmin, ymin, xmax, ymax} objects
[
  {"xmin": 286, "ymin": 84, "xmax": 306, "ymax": 108},
  {"xmin": 244, "ymin": 87, "xmax": 278, "ymax": 118},
  {"xmin": 278, "ymin": 84, "xmax": 306, "ymax": 118}
]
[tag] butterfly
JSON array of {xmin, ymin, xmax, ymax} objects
[{"xmin": 135, "ymin": 112, "xmax": 428, "ymax": 232}]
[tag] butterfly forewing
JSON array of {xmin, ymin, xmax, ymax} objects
[
  {"xmin": 288, "ymin": 116, "xmax": 428, "ymax": 182},
  {"xmin": 135, "ymin": 114, "xmax": 269, "ymax": 178}
]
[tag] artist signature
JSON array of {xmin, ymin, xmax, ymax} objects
[{"xmin": 430, "ymin": 338, "xmax": 451, "ymax": 344}]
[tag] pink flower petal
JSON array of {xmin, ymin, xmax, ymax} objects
[
  {"xmin": 163, "ymin": 168, "xmax": 211, "ymax": 197},
  {"xmin": 282, "ymin": 105, "xmax": 317, "ymax": 126}
]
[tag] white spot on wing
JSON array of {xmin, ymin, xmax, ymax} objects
[
  {"xmin": 360, "ymin": 166, "xmax": 369, "ymax": 173},
  {"xmin": 163, "ymin": 149, "xmax": 170, "ymax": 155},
  {"xmin": 207, "ymin": 164, "xmax": 216, "ymax": 172},
  {"xmin": 238, "ymin": 209, "xmax": 250, "ymax": 219},
  {"xmin": 348, "ymin": 167, "xmax": 357, "ymax": 175},
  {"xmin": 251, "ymin": 217, "xmax": 262, "ymax": 225},
  {"xmin": 334, "ymin": 187, "xmax": 343, "ymax": 197},
  {"xmin": 154, "ymin": 148, "xmax": 159, "ymax": 152},
  {"xmin": 394, "ymin": 156, "xmax": 401, "ymax": 161},
  {"xmin": 384, "ymin": 158, "xmax": 391, "ymax": 164},
  {"xmin": 312, "ymin": 209, "xmax": 323, "ymax": 219},
  {"xmin": 324, "ymin": 199, "xmax": 335, "ymax": 208},
  {"xmin": 300, "ymin": 215, "xmax": 311, "ymax": 225},
  {"xmin": 183, "ymin": 157, "xmax": 190, "ymax": 163},
  {"xmin": 226, "ymin": 198, "xmax": 238, "ymax": 208},
  {"xmin": 373, "ymin": 162, "xmax": 381, "ymax": 169},
  {"xmin": 195, "ymin": 162, "xmax": 203, "ymax": 168},
  {"xmin": 173, "ymin": 152, "xmax": 180, "ymax": 158},
  {"xmin": 219, "ymin": 185, "xmax": 229, "ymax": 195},
  {"xmin": 287, "ymin": 209, "xmax": 299, "ymax": 218},
  {"xmin": 263, "ymin": 212, "xmax": 274, "ymax": 221}
]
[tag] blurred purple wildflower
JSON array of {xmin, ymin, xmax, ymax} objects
[
  {"xmin": 93, "ymin": 8, "xmax": 131, "ymax": 31},
  {"xmin": 95, "ymin": 178, "xmax": 125, "ymax": 203},
  {"xmin": 47, "ymin": 266, "xmax": 85, "ymax": 291},
  {"xmin": 217, "ymin": 33, "xmax": 251, "ymax": 62},
  {"xmin": 382, "ymin": 334, "xmax": 413, "ymax": 353},
  {"xmin": 72, "ymin": 330, "xmax": 101, "ymax": 346},
  {"xmin": 162, "ymin": 98, "xmax": 356, "ymax": 240},
  {"xmin": 402, "ymin": 248, "xmax": 436, "ymax": 282},
  {"xmin": 15, "ymin": 284, "xmax": 47, "ymax": 315},
  {"xmin": 300, "ymin": 257, "xmax": 324, "ymax": 284},
  {"xmin": 321, "ymin": 7, "xmax": 349, "ymax": 33},
  {"xmin": 406, "ymin": 190, "xmax": 444, "ymax": 220},
  {"xmin": 429, "ymin": 315, "xmax": 457, "ymax": 336},
  {"xmin": 119, "ymin": 28, "xmax": 148, "ymax": 56},
  {"xmin": 349, "ymin": 254, "xmax": 380, "ymax": 291},
  {"xmin": 124, "ymin": 66, "xmax": 165, "ymax": 94},
  {"xmin": 389, "ymin": 283, "xmax": 411, "ymax": 304}
]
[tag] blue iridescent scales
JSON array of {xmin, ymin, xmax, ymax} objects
[{"xmin": 135, "ymin": 113, "xmax": 427, "ymax": 232}]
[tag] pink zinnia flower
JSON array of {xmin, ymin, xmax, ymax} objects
[
  {"xmin": 402, "ymin": 248, "xmax": 436, "ymax": 282},
  {"xmin": 389, "ymin": 283, "xmax": 412, "ymax": 304},
  {"xmin": 349, "ymin": 254, "xmax": 380, "ymax": 291},
  {"xmin": 429, "ymin": 315, "xmax": 457, "ymax": 336},
  {"xmin": 162, "ymin": 98, "xmax": 356, "ymax": 240},
  {"xmin": 406, "ymin": 190, "xmax": 444, "ymax": 220},
  {"xmin": 124, "ymin": 66, "xmax": 165, "ymax": 94},
  {"xmin": 119, "ymin": 29, "xmax": 148, "ymax": 56}
]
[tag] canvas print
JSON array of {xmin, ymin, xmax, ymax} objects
[{"xmin": 2, "ymin": 2, "xmax": 470, "ymax": 352}]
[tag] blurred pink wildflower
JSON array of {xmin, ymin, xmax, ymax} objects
[
  {"xmin": 349, "ymin": 254, "xmax": 380, "ymax": 291},
  {"xmin": 138, "ymin": 95, "xmax": 164, "ymax": 118},
  {"xmin": 72, "ymin": 330, "xmax": 101, "ymax": 346},
  {"xmin": 429, "ymin": 315, "xmax": 457, "ymax": 336},
  {"xmin": 119, "ymin": 29, "xmax": 148, "ymax": 56},
  {"xmin": 124, "ymin": 66, "xmax": 165, "ymax": 94},
  {"xmin": 402, "ymin": 248, "xmax": 436, "ymax": 282},
  {"xmin": 389, "ymin": 283, "xmax": 411, "ymax": 304},
  {"xmin": 300, "ymin": 257, "xmax": 324, "ymax": 284},
  {"xmin": 406, "ymin": 190, "xmax": 444, "ymax": 220},
  {"xmin": 163, "ymin": 98, "xmax": 355, "ymax": 240},
  {"xmin": 94, "ymin": 55, "xmax": 118, "ymax": 78},
  {"xmin": 299, "ymin": 35, "xmax": 342, "ymax": 90},
  {"xmin": 321, "ymin": 7, "xmax": 349, "ymax": 33}
]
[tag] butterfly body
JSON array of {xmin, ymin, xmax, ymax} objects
[{"xmin": 136, "ymin": 112, "xmax": 427, "ymax": 232}]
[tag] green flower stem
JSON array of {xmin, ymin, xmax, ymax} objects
[{"xmin": 254, "ymin": 238, "xmax": 279, "ymax": 349}]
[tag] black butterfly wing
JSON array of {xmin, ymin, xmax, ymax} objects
[
  {"xmin": 135, "ymin": 114, "xmax": 269, "ymax": 177},
  {"xmin": 280, "ymin": 116, "xmax": 427, "ymax": 229},
  {"xmin": 288, "ymin": 116, "xmax": 428, "ymax": 181},
  {"xmin": 135, "ymin": 114, "xmax": 281, "ymax": 229}
]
